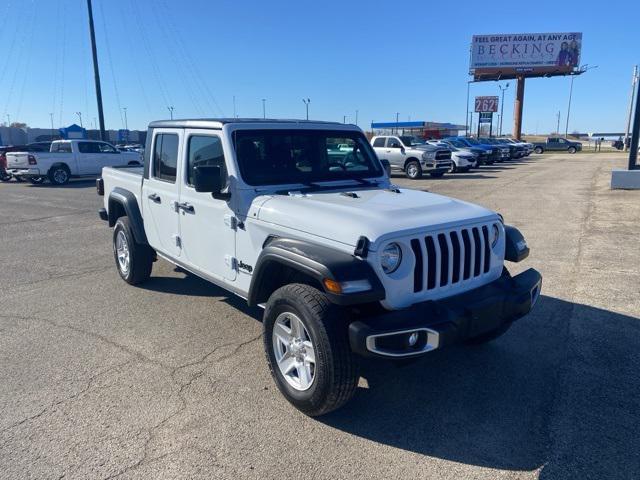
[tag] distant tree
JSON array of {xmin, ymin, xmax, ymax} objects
[{"xmin": 10, "ymin": 122, "xmax": 27, "ymax": 129}]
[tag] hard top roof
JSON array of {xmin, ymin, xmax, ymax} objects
[{"xmin": 148, "ymin": 118, "xmax": 350, "ymax": 129}]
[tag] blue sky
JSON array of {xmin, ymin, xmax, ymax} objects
[{"xmin": 0, "ymin": 0, "xmax": 637, "ymax": 134}]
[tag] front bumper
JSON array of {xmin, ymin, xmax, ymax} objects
[
  {"xmin": 7, "ymin": 168, "xmax": 40, "ymax": 177},
  {"xmin": 349, "ymin": 268, "xmax": 542, "ymax": 358}
]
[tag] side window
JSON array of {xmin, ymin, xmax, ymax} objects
[
  {"xmin": 558, "ymin": 138, "xmax": 566, "ymax": 144},
  {"xmin": 387, "ymin": 137, "xmax": 402, "ymax": 148},
  {"xmin": 98, "ymin": 142, "xmax": 117, "ymax": 153},
  {"xmin": 78, "ymin": 142, "xmax": 100, "ymax": 153},
  {"xmin": 52, "ymin": 142, "xmax": 72, "ymax": 153},
  {"xmin": 372, "ymin": 137, "xmax": 385, "ymax": 147},
  {"xmin": 186, "ymin": 135, "xmax": 226, "ymax": 187},
  {"xmin": 548, "ymin": 138, "xmax": 558, "ymax": 144},
  {"xmin": 152, "ymin": 134, "xmax": 179, "ymax": 183}
]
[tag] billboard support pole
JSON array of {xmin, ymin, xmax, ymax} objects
[
  {"xmin": 624, "ymin": 65, "xmax": 638, "ymax": 151},
  {"xmin": 628, "ymin": 72, "xmax": 640, "ymax": 170},
  {"xmin": 513, "ymin": 76, "xmax": 525, "ymax": 140}
]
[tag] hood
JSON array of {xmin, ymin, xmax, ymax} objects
[{"xmin": 255, "ymin": 188, "xmax": 497, "ymax": 249}]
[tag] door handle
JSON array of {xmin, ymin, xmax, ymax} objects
[
  {"xmin": 177, "ymin": 202, "xmax": 195, "ymax": 214},
  {"xmin": 148, "ymin": 193, "xmax": 161, "ymax": 204}
]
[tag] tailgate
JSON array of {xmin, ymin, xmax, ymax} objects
[{"xmin": 6, "ymin": 152, "xmax": 30, "ymax": 168}]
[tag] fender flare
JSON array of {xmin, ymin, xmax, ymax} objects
[
  {"xmin": 247, "ymin": 237, "xmax": 385, "ymax": 307},
  {"xmin": 504, "ymin": 225, "xmax": 529, "ymax": 262},
  {"xmin": 48, "ymin": 162, "xmax": 70, "ymax": 173},
  {"xmin": 108, "ymin": 187, "xmax": 148, "ymax": 245}
]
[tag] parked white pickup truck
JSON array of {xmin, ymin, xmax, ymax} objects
[
  {"xmin": 7, "ymin": 139, "xmax": 142, "ymax": 185},
  {"xmin": 371, "ymin": 135, "xmax": 452, "ymax": 179},
  {"xmin": 97, "ymin": 119, "xmax": 541, "ymax": 416}
]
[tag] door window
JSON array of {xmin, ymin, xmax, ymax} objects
[
  {"xmin": 372, "ymin": 137, "xmax": 386, "ymax": 147},
  {"xmin": 98, "ymin": 142, "xmax": 118, "ymax": 153},
  {"xmin": 78, "ymin": 142, "xmax": 101, "ymax": 153},
  {"xmin": 186, "ymin": 135, "xmax": 226, "ymax": 187},
  {"xmin": 152, "ymin": 134, "xmax": 179, "ymax": 183},
  {"xmin": 52, "ymin": 142, "xmax": 72, "ymax": 153},
  {"xmin": 387, "ymin": 138, "xmax": 402, "ymax": 148}
]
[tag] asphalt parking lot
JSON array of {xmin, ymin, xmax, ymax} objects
[{"xmin": 1, "ymin": 153, "xmax": 639, "ymax": 479}]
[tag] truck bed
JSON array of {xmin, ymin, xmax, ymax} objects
[{"xmin": 101, "ymin": 166, "xmax": 144, "ymax": 213}]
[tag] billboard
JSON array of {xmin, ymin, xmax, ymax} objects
[
  {"xmin": 470, "ymin": 32, "xmax": 582, "ymax": 80},
  {"xmin": 475, "ymin": 96, "xmax": 499, "ymax": 112}
]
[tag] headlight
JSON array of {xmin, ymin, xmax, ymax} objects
[
  {"xmin": 489, "ymin": 223, "xmax": 500, "ymax": 248},
  {"xmin": 422, "ymin": 151, "xmax": 435, "ymax": 160},
  {"xmin": 380, "ymin": 243, "xmax": 402, "ymax": 274}
]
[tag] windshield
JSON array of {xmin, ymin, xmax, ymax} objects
[
  {"xmin": 449, "ymin": 140, "xmax": 467, "ymax": 149},
  {"xmin": 465, "ymin": 138, "xmax": 481, "ymax": 145},
  {"xmin": 399, "ymin": 136, "xmax": 424, "ymax": 146},
  {"xmin": 233, "ymin": 129, "xmax": 383, "ymax": 186}
]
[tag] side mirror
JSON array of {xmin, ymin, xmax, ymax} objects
[
  {"xmin": 194, "ymin": 165, "xmax": 224, "ymax": 193},
  {"xmin": 400, "ymin": 146, "xmax": 405, "ymax": 154}
]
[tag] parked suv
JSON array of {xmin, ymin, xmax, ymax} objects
[
  {"xmin": 444, "ymin": 137, "xmax": 497, "ymax": 164},
  {"xmin": 97, "ymin": 119, "xmax": 541, "ymax": 416},
  {"xmin": 371, "ymin": 135, "xmax": 452, "ymax": 179}
]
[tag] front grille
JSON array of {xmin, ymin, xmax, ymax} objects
[
  {"xmin": 411, "ymin": 224, "xmax": 493, "ymax": 293},
  {"xmin": 435, "ymin": 150, "xmax": 451, "ymax": 160}
]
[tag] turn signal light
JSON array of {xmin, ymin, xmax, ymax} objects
[
  {"xmin": 28, "ymin": 155, "xmax": 37, "ymax": 165},
  {"xmin": 323, "ymin": 278, "xmax": 342, "ymax": 294}
]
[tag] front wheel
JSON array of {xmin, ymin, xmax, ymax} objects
[
  {"xmin": 405, "ymin": 160, "xmax": 422, "ymax": 179},
  {"xmin": 430, "ymin": 171, "xmax": 445, "ymax": 178},
  {"xmin": 534, "ymin": 147, "xmax": 543, "ymax": 154},
  {"xmin": 568, "ymin": 146, "xmax": 577, "ymax": 154},
  {"xmin": 263, "ymin": 283, "xmax": 360, "ymax": 416}
]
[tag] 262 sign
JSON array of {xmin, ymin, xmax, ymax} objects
[{"xmin": 475, "ymin": 96, "xmax": 499, "ymax": 113}]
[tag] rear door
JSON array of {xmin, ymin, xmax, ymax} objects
[
  {"xmin": 141, "ymin": 129, "xmax": 182, "ymax": 258},
  {"xmin": 178, "ymin": 129, "xmax": 236, "ymax": 281},
  {"xmin": 385, "ymin": 136, "xmax": 406, "ymax": 169},
  {"xmin": 76, "ymin": 141, "xmax": 103, "ymax": 174}
]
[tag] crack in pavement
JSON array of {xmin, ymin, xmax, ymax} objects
[{"xmin": 0, "ymin": 209, "xmax": 94, "ymax": 226}]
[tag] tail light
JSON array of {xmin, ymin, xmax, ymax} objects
[
  {"xmin": 28, "ymin": 155, "xmax": 37, "ymax": 165},
  {"xmin": 0, "ymin": 153, "xmax": 6, "ymax": 169}
]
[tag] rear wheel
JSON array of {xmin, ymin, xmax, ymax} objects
[
  {"xmin": 405, "ymin": 160, "xmax": 422, "ymax": 179},
  {"xmin": 48, "ymin": 165, "xmax": 70, "ymax": 185},
  {"xmin": 263, "ymin": 283, "xmax": 359, "ymax": 416},
  {"xmin": 113, "ymin": 217, "xmax": 154, "ymax": 285},
  {"xmin": 0, "ymin": 170, "xmax": 11, "ymax": 182}
]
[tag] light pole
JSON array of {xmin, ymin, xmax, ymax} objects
[
  {"xmin": 302, "ymin": 98, "xmax": 310, "ymax": 120},
  {"xmin": 465, "ymin": 80, "xmax": 472, "ymax": 136},
  {"xmin": 624, "ymin": 65, "xmax": 638, "ymax": 151},
  {"xmin": 167, "ymin": 106, "xmax": 174, "ymax": 120},
  {"xmin": 6, "ymin": 114, "xmax": 10, "ymax": 126},
  {"xmin": 50, "ymin": 113, "xmax": 55, "ymax": 139},
  {"xmin": 556, "ymin": 111, "xmax": 561, "ymax": 135},
  {"xmin": 395, "ymin": 112, "xmax": 399, "ymax": 133},
  {"xmin": 6, "ymin": 115, "xmax": 11, "ymax": 143},
  {"xmin": 498, "ymin": 82, "xmax": 509, "ymax": 136},
  {"xmin": 123, "ymin": 107, "xmax": 128, "ymax": 130},
  {"xmin": 343, "ymin": 115, "xmax": 347, "ymax": 124},
  {"xmin": 565, "ymin": 64, "xmax": 597, "ymax": 138},
  {"xmin": 233, "ymin": 95, "xmax": 236, "ymax": 118},
  {"xmin": 262, "ymin": 99, "xmax": 266, "ymax": 119},
  {"xmin": 355, "ymin": 110, "xmax": 358, "ymax": 127}
]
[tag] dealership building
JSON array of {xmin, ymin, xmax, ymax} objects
[{"xmin": 370, "ymin": 121, "xmax": 465, "ymax": 139}]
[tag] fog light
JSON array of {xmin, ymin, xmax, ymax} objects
[{"xmin": 408, "ymin": 332, "xmax": 419, "ymax": 346}]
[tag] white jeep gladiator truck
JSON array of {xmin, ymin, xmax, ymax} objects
[
  {"xmin": 7, "ymin": 139, "xmax": 142, "ymax": 185},
  {"xmin": 97, "ymin": 119, "xmax": 541, "ymax": 416},
  {"xmin": 371, "ymin": 135, "xmax": 452, "ymax": 179}
]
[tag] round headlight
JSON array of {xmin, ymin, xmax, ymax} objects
[
  {"xmin": 490, "ymin": 223, "xmax": 500, "ymax": 248},
  {"xmin": 380, "ymin": 243, "xmax": 402, "ymax": 274}
]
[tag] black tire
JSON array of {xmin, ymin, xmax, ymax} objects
[
  {"xmin": 430, "ymin": 171, "xmax": 445, "ymax": 178},
  {"xmin": 48, "ymin": 165, "xmax": 70, "ymax": 185},
  {"xmin": 14, "ymin": 175, "xmax": 25, "ymax": 182},
  {"xmin": 568, "ymin": 146, "xmax": 576, "ymax": 154},
  {"xmin": 534, "ymin": 147, "xmax": 543, "ymax": 154},
  {"xmin": 112, "ymin": 217, "xmax": 154, "ymax": 285},
  {"xmin": 28, "ymin": 177, "xmax": 45, "ymax": 184},
  {"xmin": 449, "ymin": 163, "xmax": 457, "ymax": 173},
  {"xmin": 0, "ymin": 170, "xmax": 11, "ymax": 182},
  {"xmin": 263, "ymin": 283, "xmax": 360, "ymax": 416},
  {"xmin": 404, "ymin": 160, "xmax": 422, "ymax": 179}
]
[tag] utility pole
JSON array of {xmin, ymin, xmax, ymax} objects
[
  {"xmin": 395, "ymin": 112, "xmax": 399, "ymax": 133},
  {"xmin": 556, "ymin": 111, "xmax": 561, "ymax": 134},
  {"xmin": 86, "ymin": 0, "xmax": 106, "ymax": 140},
  {"xmin": 302, "ymin": 98, "xmax": 310, "ymax": 120},
  {"xmin": 50, "ymin": 113, "xmax": 55, "ymax": 139},
  {"xmin": 6, "ymin": 114, "xmax": 10, "ymax": 126},
  {"xmin": 355, "ymin": 110, "xmax": 359, "ymax": 127},
  {"xmin": 123, "ymin": 107, "xmax": 128, "ymax": 130},
  {"xmin": 262, "ymin": 99, "xmax": 266, "ymax": 119},
  {"xmin": 233, "ymin": 95, "xmax": 236, "ymax": 118},
  {"xmin": 498, "ymin": 82, "xmax": 509, "ymax": 136},
  {"xmin": 6, "ymin": 115, "xmax": 11, "ymax": 143},
  {"xmin": 343, "ymin": 115, "xmax": 347, "ymax": 124},
  {"xmin": 167, "ymin": 106, "xmax": 174, "ymax": 120},
  {"xmin": 624, "ymin": 65, "xmax": 639, "ymax": 151},
  {"xmin": 76, "ymin": 112, "xmax": 83, "ymax": 127},
  {"xmin": 513, "ymin": 75, "xmax": 525, "ymax": 139}
]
